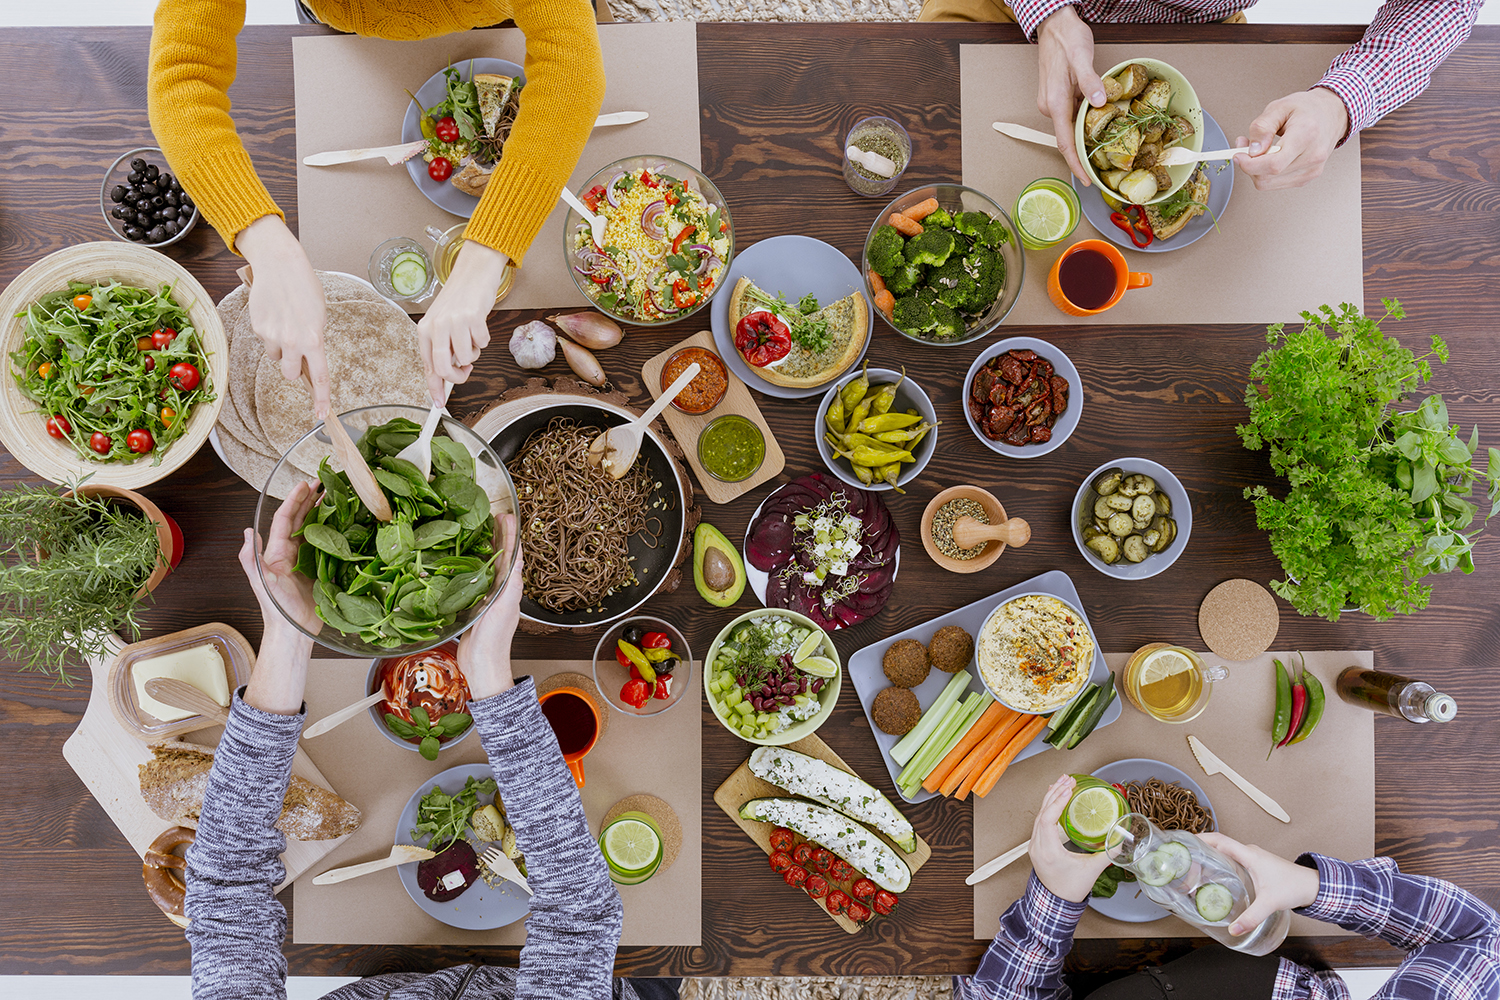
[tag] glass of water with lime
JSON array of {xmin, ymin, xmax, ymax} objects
[
  {"xmin": 1060, "ymin": 774, "xmax": 1127, "ymax": 851},
  {"xmin": 599, "ymin": 811, "xmax": 664, "ymax": 885},
  {"xmin": 369, "ymin": 237, "xmax": 435, "ymax": 302},
  {"xmin": 1014, "ymin": 178, "xmax": 1081, "ymax": 250}
]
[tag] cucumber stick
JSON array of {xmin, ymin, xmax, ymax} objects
[
  {"xmin": 890, "ymin": 669, "xmax": 971, "ymax": 766},
  {"xmin": 739, "ymin": 797, "xmax": 911, "ymax": 892}
]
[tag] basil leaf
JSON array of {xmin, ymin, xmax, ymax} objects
[
  {"xmin": 411, "ymin": 704, "xmax": 431, "ymax": 730},
  {"xmin": 384, "ymin": 713, "xmax": 418, "ymax": 739},
  {"xmin": 419, "ymin": 735, "xmax": 442, "ymax": 761},
  {"xmin": 438, "ymin": 712, "xmax": 472, "ymax": 735}
]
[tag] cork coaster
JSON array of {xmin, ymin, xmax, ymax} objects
[
  {"xmin": 532, "ymin": 670, "xmax": 610, "ymax": 741},
  {"xmin": 603, "ymin": 793, "xmax": 682, "ymax": 875},
  {"xmin": 1198, "ymin": 579, "xmax": 1280, "ymax": 661}
]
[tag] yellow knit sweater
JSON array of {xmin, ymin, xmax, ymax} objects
[{"xmin": 147, "ymin": 0, "xmax": 605, "ymax": 265}]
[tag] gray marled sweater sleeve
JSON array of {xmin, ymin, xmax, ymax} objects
[
  {"xmin": 470, "ymin": 677, "xmax": 624, "ymax": 999},
  {"xmin": 185, "ymin": 689, "xmax": 304, "ymax": 1000}
]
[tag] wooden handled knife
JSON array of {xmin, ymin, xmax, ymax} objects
[{"xmin": 1187, "ymin": 735, "xmax": 1291, "ymax": 823}]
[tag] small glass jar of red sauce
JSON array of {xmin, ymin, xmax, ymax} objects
[
  {"xmin": 368, "ymin": 641, "xmax": 473, "ymax": 755},
  {"xmin": 661, "ymin": 346, "xmax": 729, "ymax": 415}
]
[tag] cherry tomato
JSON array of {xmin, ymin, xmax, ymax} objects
[
  {"xmin": 72, "ymin": 294, "xmax": 92, "ymax": 311},
  {"xmin": 825, "ymin": 890, "xmax": 850, "ymax": 916},
  {"xmin": 846, "ymin": 900, "xmax": 872, "ymax": 922},
  {"xmin": 433, "ymin": 116, "xmax": 460, "ymax": 143},
  {"xmin": 829, "ymin": 860, "xmax": 855, "ymax": 883},
  {"xmin": 792, "ymin": 843, "xmax": 815, "ymax": 866},
  {"xmin": 89, "ymin": 432, "xmax": 111, "ymax": 454},
  {"xmin": 619, "ymin": 678, "xmax": 651, "ymax": 709},
  {"xmin": 126, "ymin": 428, "xmax": 154, "ymax": 453},
  {"xmin": 80, "ymin": 385, "xmax": 94, "ymax": 396},
  {"xmin": 810, "ymin": 848, "xmax": 834, "ymax": 873},
  {"xmin": 144, "ymin": 356, "xmax": 155, "ymax": 373},
  {"xmin": 768, "ymin": 851, "xmax": 793, "ymax": 873},
  {"xmin": 36, "ymin": 361, "xmax": 53, "ymax": 380},
  {"xmin": 45, "ymin": 415, "xmax": 71, "ymax": 439},
  {"xmin": 160, "ymin": 406, "xmax": 177, "ymax": 426},
  {"xmin": 167, "ymin": 362, "xmax": 200, "ymax": 391},
  {"xmin": 769, "ymin": 828, "xmax": 795, "ymax": 853},
  {"xmin": 151, "ymin": 327, "xmax": 177, "ymax": 350},
  {"xmin": 804, "ymin": 874, "xmax": 829, "ymax": 899},
  {"xmin": 872, "ymin": 890, "xmax": 899, "ymax": 916},
  {"xmin": 428, "ymin": 157, "xmax": 453, "ymax": 182},
  {"xmin": 136, "ymin": 336, "xmax": 154, "ymax": 351},
  {"xmin": 641, "ymin": 632, "xmax": 673, "ymax": 650},
  {"xmin": 782, "ymin": 865, "xmax": 808, "ymax": 888},
  {"xmin": 850, "ymin": 878, "xmax": 877, "ymax": 902},
  {"xmin": 734, "ymin": 311, "xmax": 792, "ymax": 368}
]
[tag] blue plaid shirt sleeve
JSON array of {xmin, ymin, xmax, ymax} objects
[
  {"xmin": 1271, "ymin": 854, "xmax": 1500, "ymax": 1000},
  {"xmin": 956, "ymin": 872, "xmax": 1087, "ymax": 1000}
]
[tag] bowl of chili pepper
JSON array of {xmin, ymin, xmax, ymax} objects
[
  {"xmin": 815, "ymin": 366, "xmax": 937, "ymax": 492},
  {"xmin": 592, "ymin": 616, "xmax": 694, "ymax": 718}
]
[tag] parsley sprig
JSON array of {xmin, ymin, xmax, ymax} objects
[{"xmin": 743, "ymin": 287, "xmax": 832, "ymax": 355}]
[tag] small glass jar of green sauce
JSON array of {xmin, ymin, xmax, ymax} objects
[{"xmin": 698, "ymin": 414, "xmax": 765, "ymax": 483}]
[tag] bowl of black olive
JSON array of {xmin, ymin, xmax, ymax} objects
[{"xmin": 100, "ymin": 147, "xmax": 199, "ymax": 248}]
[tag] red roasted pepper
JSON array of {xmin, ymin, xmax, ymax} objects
[
  {"xmin": 671, "ymin": 224, "xmax": 697, "ymax": 254},
  {"xmin": 733, "ymin": 311, "xmax": 792, "ymax": 368},
  {"xmin": 1109, "ymin": 205, "xmax": 1154, "ymax": 248},
  {"xmin": 620, "ymin": 678, "xmax": 651, "ymax": 709},
  {"xmin": 638, "ymin": 169, "xmax": 659, "ymax": 188}
]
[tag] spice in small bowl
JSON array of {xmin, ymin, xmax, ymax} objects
[
  {"xmin": 662, "ymin": 346, "xmax": 728, "ymax": 415},
  {"xmin": 698, "ymin": 414, "xmax": 765, "ymax": 483},
  {"xmin": 919, "ymin": 484, "xmax": 1024, "ymax": 574},
  {"xmin": 932, "ymin": 497, "xmax": 991, "ymax": 561}
]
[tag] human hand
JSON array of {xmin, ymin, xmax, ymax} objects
[
  {"xmin": 1198, "ymin": 832, "xmax": 1320, "ymax": 934},
  {"xmin": 457, "ymin": 514, "xmax": 523, "ymax": 700},
  {"xmin": 238, "ymin": 480, "xmax": 321, "ymax": 638},
  {"xmin": 235, "ymin": 215, "xmax": 331, "ymax": 419},
  {"xmin": 1036, "ymin": 6, "xmax": 1106, "ymax": 185},
  {"xmin": 1233, "ymin": 87, "xmax": 1349, "ymax": 191},
  {"xmin": 418, "ymin": 240, "xmax": 509, "ymax": 403},
  {"xmin": 1030, "ymin": 774, "xmax": 1117, "ymax": 903}
]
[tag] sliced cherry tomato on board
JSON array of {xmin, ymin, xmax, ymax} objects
[
  {"xmin": 89, "ymin": 432, "xmax": 112, "ymax": 455},
  {"xmin": 45, "ymin": 415, "xmax": 71, "ymax": 439},
  {"xmin": 428, "ymin": 157, "xmax": 453, "ymax": 182},
  {"xmin": 769, "ymin": 828, "xmax": 795, "ymax": 853},
  {"xmin": 810, "ymin": 848, "xmax": 834, "ymax": 873},
  {"xmin": 872, "ymin": 890, "xmax": 899, "ymax": 916},
  {"xmin": 846, "ymin": 900, "xmax": 872, "ymax": 922},
  {"xmin": 641, "ymin": 632, "xmax": 673, "ymax": 650},
  {"xmin": 72, "ymin": 294, "xmax": 92, "ymax": 311},
  {"xmin": 734, "ymin": 311, "xmax": 792, "ymax": 368},
  {"xmin": 126, "ymin": 428, "xmax": 154, "ymax": 454},
  {"xmin": 151, "ymin": 327, "xmax": 177, "ymax": 350},
  {"xmin": 167, "ymin": 362, "xmax": 201, "ymax": 391},
  {"xmin": 828, "ymin": 860, "xmax": 855, "ymax": 883},
  {"xmin": 783, "ymin": 865, "xmax": 808, "ymax": 888},
  {"xmin": 850, "ymin": 878, "xmax": 877, "ymax": 902},
  {"xmin": 619, "ymin": 678, "xmax": 651, "ymax": 709},
  {"xmin": 825, "ymin": 890, "xmax": 850, "ymax": 916},
  {"xmin": 768, "ymin": 851, "xmax": 794, "ymax": 873},
  {"xmin": 804, "ymin": 874, "xmax": 829, "ymax": 899},
  {"xmin": 792, "ymin": 843, "xmax": 815, "ymax": 866},
  {"xmin": 433, "ymin": 116, "xmax": 460, "ymax": 143}
]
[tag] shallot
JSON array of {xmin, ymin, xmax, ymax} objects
[
  {"xmin": 547, "ymin": 311, "xmax": 623, "ymax": 350},
  {"xmin": 558, "ymin": 337, "xmax": 606, "ymax": 386},
  {"xmin": 508, "ymin": 321, "xmax": 556, "ymax": 369}
]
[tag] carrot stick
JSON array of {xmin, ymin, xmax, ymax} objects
[
  {"xmin": 939, "ymin": 709, "xmax": 1028, "ymax": 797},
  {"xmin": 868, "ymin": 270, "xmax": 888, "ymax": 295},
  {"xmin": 889, "ymin": 213, "xmax": 924, "ymax": 236},
  {"xmin": 968, "ymin": 715, "xmax": 1050, "ymax": 800},
  {"xmin": 873, "ymin": 289, "xmax": 896, "ymax": 320},
  {"xmin": 923, "ymin": 703, "xmax": 1013, "ymax": 793},
  {"xmin": 905, "ymin": 197, "xmax": 940, "ymax": 222}
]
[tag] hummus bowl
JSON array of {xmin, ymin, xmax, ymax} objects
[{"xmin": 976, "ymin": 592, "xmax": 1096, "ymax": 714}]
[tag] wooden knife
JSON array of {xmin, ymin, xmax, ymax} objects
[
  {"xmin": 303, "ymin": 112, "xmax": 650, "ymax": 167},
  {"xmin": 1187, "ymin": 736, "xmax": 1291, "ymax": 823},
  {"xmin": 992, "ymin": 121, "xmax": 1060, "ymax": 149},
  {"xmin": 312, "ymin": 844, "xmax": 435, "ymax": 885}
]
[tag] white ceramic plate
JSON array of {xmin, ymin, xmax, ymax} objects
[{"xmin": 400, "ymin": 58, "xmax": 527, "ymax": 219}]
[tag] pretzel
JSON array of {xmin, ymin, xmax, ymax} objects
[{"xmin": 142, "ymin": 826, "xmax": 195, "ymax": 928}]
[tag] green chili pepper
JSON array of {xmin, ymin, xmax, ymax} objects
[
  {"xmin": 849, "ymin": 445, "xmax": 914, "ymax": 467},
  {"xmin": 874, "ymin": 420, "xmax": 938, "ymax": 444},
  {"xmin": 845, "ymin": 396, "xmax": 875, "ymax": 437},
  {"xmin": 876, "ymin": 462, "xmax": 904, "ymax": 493},
  {"xmin": 851, "ymin": 463, "xmax": 874, "ymax": 485},
  {"xmin": 1268, "ymin": 657, "xmax": 1292, "ymax": 758},
  {"xmin": 868, "ymin": 370, "xmax": 905, "ymax": 417},
  {"xmin": 859, "ymin": 412, "xmax": 924, "ymax": 434},
  {"xmin": 825, "ymin": 393, "xmax": 846, "ymax": 434},
  {"xmin": 1287, "ymin": 656, "xmax": 1325, "ymax": 745},
  {"xmin": 840, "ymin": 432, "xmax": 903, "ymax": 453},
  {"xmin": 903, "ymin": 422, "xmax": 935, "ymax": 449},
  {"xmin": 839, "ymin": 362, "xmax": 871, "ymax": 411}
]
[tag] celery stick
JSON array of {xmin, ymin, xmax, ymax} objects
[
  {"xmin": 897, "ymin": 692, "xmax": 978, "ymax": 789},
  {"xmin": 891, "ymin": 670, "xmax": 972, "ymax": 766},
  {"xmin": 916, "ymin": 692, "xmax": 995, "ymax": 783}
]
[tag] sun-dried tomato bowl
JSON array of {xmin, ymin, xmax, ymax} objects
[{"xmin": 962, "ymin": 337, "xmax": 1082, "ymax": 459}]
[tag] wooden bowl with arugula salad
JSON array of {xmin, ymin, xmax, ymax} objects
[{"xmin": 0, "ymin": 241, "xmax": 226, "ymax": 489}]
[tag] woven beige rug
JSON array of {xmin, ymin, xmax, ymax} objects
[
  {"xmin": 681, "ymin": 977, "xmax": 952, "ymax": 1000},
  {"xmin": 606, "ymin": 0, "xmax": 922, "ymax": 22}
]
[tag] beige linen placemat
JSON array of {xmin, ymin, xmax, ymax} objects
[
  {"xmin": 292, "ymin": 23, "xmax": 701, "ymax": 312},
  {"xmin": 292, "ymin": 658, "xmax": 702, "ymax": 946},
  {"xmin": 960, "ymin": 44, "xmax": 1363, "ymax": 325},
  {"xmin": 973, "ymin": 650, "xmax": 1374, "ymax": 940}
]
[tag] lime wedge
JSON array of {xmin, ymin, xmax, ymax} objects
[
  {"xmin": 389, "ymin": 253, "xmax": 428, "ymax": 298},
  {"xmin": 1016, "ymin": 187, "xmax": 1074, "ymax": 245},
  {"xmin": 795, "ymin": 655, "xmax": 839, "ymax": 679},
  {"xmin": 1065, "ymin": 785, "xmax": 1123, "ymax": 842},
  {"xmin": 603, "ymin": 818, "xmax": 660, "ymax": 874},
  {"xmin": 792, "ymin": 631, "xmax": 825, "ymax": 663}
]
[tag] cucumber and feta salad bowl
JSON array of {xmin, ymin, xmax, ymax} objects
[{"xmin": 704, "ymin": 608, "xmax": 842, "ymax": 745}]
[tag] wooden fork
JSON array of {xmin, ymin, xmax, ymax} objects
[{"xmin": 479, "ymin": 845, "xmax": 533, "ymax": 895}]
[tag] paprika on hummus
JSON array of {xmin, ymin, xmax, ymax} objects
[{"xmin": 977, "ymin": 594, "xmax": 1095, "ymax": 713}]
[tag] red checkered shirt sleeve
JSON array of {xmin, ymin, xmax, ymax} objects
[
  {"xmin": 1270, "ymin": 854, "xmax": 1500, "ymax": 1000},
  {"xmin": 1008, "ymin": 0, "xmax": 1248, "ymax": 41},
  {"xmin": 956, "ymin": 872, "xmax": 1087, "ymax": 1000},
  {"xmin": 1315, "ymin": 0, "xmax": 1484, "ymax": 139}
]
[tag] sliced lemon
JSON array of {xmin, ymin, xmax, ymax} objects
[
  {"xmin": 1016, "ymin": 187, "xmax": 1074, "ymax": 244},
  {"xmin": 1065, "ymin": 785, "xmax": 1124, "ymax": 841},
  {"xmin": 792, "ymin": 631, "xmax": 825, "ymax": 663},
  {"xmin": 1137, "ymin": 648, "xmax": 1195, "ymax": 688},
  {"xmin": 602, "ymin": 818, "xmax": 660, "ymax": 873},
  {"xmin": 795, "ymin": 655, "xmax": 839, "ymax": 679}
]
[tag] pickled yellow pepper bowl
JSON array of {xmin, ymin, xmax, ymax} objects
[{"xmin": 815, "ymin": 366, "xmax": 938, "ymax": 493}]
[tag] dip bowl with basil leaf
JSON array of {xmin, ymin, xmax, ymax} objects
[{"xmin": 253, "ymin": 405, "xmax": 518, "ymax": 657}]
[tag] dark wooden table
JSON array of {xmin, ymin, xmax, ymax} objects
[{"xmin": 2, "ymin": 20, "xmax": 1498, "ymax": 986}]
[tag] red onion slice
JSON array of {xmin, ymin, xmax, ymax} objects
[
  {"xmin": 641, "ymin": 200, "xmax": 666, "ymax": 240},
  {"xmin": 606, "ymin": 171, "xmax": 629, "ymax": 208}
]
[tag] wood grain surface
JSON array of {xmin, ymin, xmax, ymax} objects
[{"xmin": 1, "ymin": 20, "xmax": 1498, "ymax": 983}]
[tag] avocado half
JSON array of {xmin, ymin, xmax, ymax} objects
[{"xmin": 693, "ymin": 522, "xmax": 745, "ymax": 607}]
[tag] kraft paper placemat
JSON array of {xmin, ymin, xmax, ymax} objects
[
  {"xmin": 960, "ymin": 44, "xmax": 1363, "ymax": 325},
  {"xmin": 292, "ymin": 23, "xmax": 701, "ymax": 312},
  {"xmin": 973, "ymin": 650, "xmax": 1374, "ymax": 940},
  {"xmin": 292, "ymin": 658, "xmax": 702, "ymax": 946}
]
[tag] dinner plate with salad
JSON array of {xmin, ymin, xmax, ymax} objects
[{"xmin": 400, "ymin": 58, "xmax": 525, "ymax": 218}]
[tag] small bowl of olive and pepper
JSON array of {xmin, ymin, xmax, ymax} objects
[
  {"xmin": 591, "ymin": 616, "xmax": 694, "ymax": 718},
  {"xmin": 100, "ymin": 146, "xmax": 199, "ymax": 248},
  {"xmin": 1071, "ymin": 458, "xmax": 1191, "ymax": 580}
]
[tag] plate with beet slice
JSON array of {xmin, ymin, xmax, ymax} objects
[{"xmin": 395, "ymin": 763, "xmax": 530, "ymax": 929}]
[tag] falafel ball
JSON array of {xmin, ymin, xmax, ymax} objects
[
  {"xmin": 928, "ymin": 625, "xmax": 975, "ymax": 673},
  {"xmin": 882, "ymin": 638, "xmax": 931, "ymax": 688},
  {"xmin": 872, "ymin": 686, "xmax": 923, "ymax": 736}
]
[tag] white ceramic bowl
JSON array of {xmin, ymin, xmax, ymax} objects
[
  {"xmin": 962, "ymin": 337, "xmax": 1082, "ymax": 459},
  {"xmin": 1074, "ymin": 58, "xmax": 1205, "ymax": 206},
  {"xmin": 365, "ymin": 643, "xmax": 476, "ymax": 755},
  {"xmin": 1071, "ymin": 457, "xmax": 1192, "ymax": 580},
  {"xmin": 815, "ymin": 366, "xmax": 937, "ymax": 491},
  {"xmin": 704, "ymin": 608, "xmax": 841, "ymax": 746},
  {"xmin": 976, "ymin": 591, "xmax": 1097, "ymax": 714}
]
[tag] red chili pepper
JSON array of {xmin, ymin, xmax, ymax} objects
[
  {"xmin": 733, "ymin": 311, "xmax": 792, "ymax": 368},
  {"xmin": 641, "ymin": 632, "xmax": 672, "ymax": 650},
  {"xmin": 1279, "ymin": 678, "xmax": 1307, "ymax": 747},
  {"xmin": 671, "ymin": 224, "xmax": 697, "ymax": 254},
  {"xmin": 1109, "ymin": 206, "xmax": 1154, "ymax": 248},
  {"xmin": 620, "ymin": 678, "xmax": 651, "ymax": 709},
  {"xmin": 652, "ymin": 676, "xmax": 673, "ymax": 701},
  {"xmin": 638, "ymin": 169, "xmax": 659, "ymax": 188}
]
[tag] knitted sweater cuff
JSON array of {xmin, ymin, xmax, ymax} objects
[
  {"xmin": 177, "ymin": 145, "xmax": 285, "ymax": 254},
  {"xmin": 462, "ymin": 158, "xmax": 560, "ymax": 266}
]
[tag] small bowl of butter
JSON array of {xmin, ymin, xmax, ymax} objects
[{"xmin": 108, "ymin": 623, "xmax": 256, "ymax": 740}]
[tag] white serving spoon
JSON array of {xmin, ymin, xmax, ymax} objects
[
  {"xmin": 395, "ymin": 404, "xmax": 446, "ymax": 481},
  {"xmin": 587, "ymin": 363, "xmax": 700, "ymax": 478},
  {"xmin": 560, "ymin": 186, "xmax": 609, "ymax": 248},
  {"xmin": 304, "ymin": 690, "xmax": 388, "ymax": 739}
]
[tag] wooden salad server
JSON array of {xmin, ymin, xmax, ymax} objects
[
  {"xmin": 304, "ymin": 691, "xmax": 387, "ymax": 739},
  {"xmin": 951, "ymin": 515, "xmax": 1032, "ymax": 551},
  {"xmin": 588, "ymin": 362, "xmax": 700, "ymax": 479},
  {"xmin": 312, "ymin": 844, "xmax": 435, "ymax": 885},
  {"xmin": 143, "ymin": 677, "xmax": 230, "ymax": 730}
]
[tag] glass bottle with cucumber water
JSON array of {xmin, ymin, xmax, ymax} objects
[{"xmin": 1105, "ymin": 813, "xmax": 1291, "ymax": 955}]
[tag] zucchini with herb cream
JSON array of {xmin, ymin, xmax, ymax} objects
[
  {"xmin": 748, "ymin": 747, "xmax": 916, "ymax": 853},
  {"xmin": 739, "ymin": 796, "xmax": 911, "ymax": 892}
]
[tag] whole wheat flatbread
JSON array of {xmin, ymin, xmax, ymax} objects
[
  {"xmin": 319, "ymin": 271, "xmax": 390, "ymax": 304},
  {"xmin": 221, "ymin": 284, "xmax": 270, "ymax": 445},
  {"xmin": 212, "ymin": 420, "xmax": 283, "ymax": 496}
]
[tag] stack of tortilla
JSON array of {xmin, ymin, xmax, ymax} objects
[{"xmin": 214, "ymin": 273, "xmax": 430, "ymax": 497}]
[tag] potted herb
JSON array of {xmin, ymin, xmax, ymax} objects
[
  {"xmin": 1238, "ymin": 300, "xmax": 1500, "ymax": 621},
  {"xmin": 0, "ymin": 479, "xmax": 178, "ymax": 682}
]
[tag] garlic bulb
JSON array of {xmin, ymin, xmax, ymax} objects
[{"xmin": 508, "ymin": 321, "xmax": 556, "ymax": 369}]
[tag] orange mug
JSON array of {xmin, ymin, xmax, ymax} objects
[
  {"xmin": 1047, "ymin": 239, "xmax": 1151, "ymax": 316},
  {"xmin": 538, "ymin": 686, "xmax": 601, "ymax": 787}
]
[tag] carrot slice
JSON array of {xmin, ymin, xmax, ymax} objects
[
  {"xmin": 904, "ymin": 197, "xmax": 940, "ymax": 222},
  {"xmin": 968, "ymin": 715, "xmax": 1051, "ymax": 800},
  {"xmin": 873, "ymin": 289, "xmax": 896, "ymax": 321},
  {"xmin": 939, "ymin": 710, "xmax": 1027, "ymax": 797},
  {"xmin": 923, "ymin": 703, "xmax": 1013, "ymax": 793},
  {"xmin": 889, "ymin": 213, "xmax": 924, "ymax": 236},
  {"xmin": 868, "ymin": 270, "xmax": 888, "ymax": 295}
]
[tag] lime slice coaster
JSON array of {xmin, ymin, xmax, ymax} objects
[{"xmin": 1017, "ymin": 188, "xmax": 1074, "ymax": 244}]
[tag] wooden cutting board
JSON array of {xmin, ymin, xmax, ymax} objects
[
  {"xmin": 714, "ymin": 733, "xmax": 931, "ymax": 933},
  {"xmin": 62, "ymin": 634, "xmax": 351, "ymax": 892}
]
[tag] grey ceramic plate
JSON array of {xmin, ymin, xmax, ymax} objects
[
  {"xmin": 400, "ymin": 58, "xmax": 526, "ymax": 219},
  {"xmin": 709, "ymin": 234, "xmax": 871, "ymax": 400},
  {"xmin": 845, "ymin": 569, "xmax": 1122, "ymax": 803},
  {"xmin": 1086, "ymin": 758, "xmax": 1216, "ymax": 923},
  {"xmin": 1073, "ymin": 110, "xmax": 1233, "ymax": 254},
  {"xmin": 394, "ymin": 762, "xmax": 530, "ymax": 930}
]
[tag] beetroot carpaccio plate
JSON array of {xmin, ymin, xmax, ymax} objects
[{"xmin": 746, "ymin": 473, "xmax": 899, "ymax": 630}]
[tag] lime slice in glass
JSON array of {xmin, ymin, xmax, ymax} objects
[
  {"xmin": 389, "ymin": 252, "xmax": 428, "ymax": 298},
  {"xmin": 602, "ymin": 817, "xmax": 661, "ymax": 874},
  {"xmin": 1065, "ymin": 785, "xmax": 1123, "ymax": 842},
  {"xmin": 1016, "ymin": 187, "xmax": 1074, "ymax": 245}
]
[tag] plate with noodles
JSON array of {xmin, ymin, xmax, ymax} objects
[
  {"xmin": 1088, "ymin": 759, "xmax": 1216, "ymax": 923},
  {"xmin": 481, "ymin": 399, "xmax": 688, "ymax": 629}
]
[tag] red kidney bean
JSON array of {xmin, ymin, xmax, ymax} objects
[{"xmin": 811, "ymin": 678, "xmax": 825, "ymax": 693}]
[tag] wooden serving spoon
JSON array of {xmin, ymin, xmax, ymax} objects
[
  {"xmin": 304, "ymin": 690, "xmax": 387, "ymax": 739},
  {"xmin": 235, "ymin": 265, "xmax": 393, "ymax": 522},
  {"xmin": 951, "ymin": 515, "xmax": 1032, "ymax": 551},
  {"xmin": 588, "ymin": 362, "xmax": 700, "ymax": 478},
  {"xmin": 312, "ymin": 844, "xmax": 436, "ymax": 885},
  {"xmin": 144, "ymin": 677, "xmax": 230, "ymax": 729}
]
